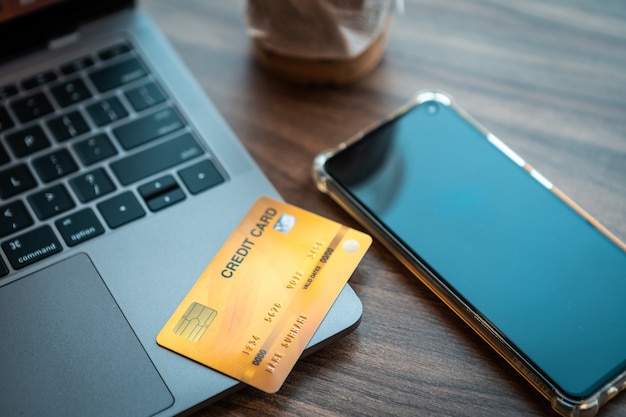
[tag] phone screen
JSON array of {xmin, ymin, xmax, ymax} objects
[{"xmin": 324, "ymin": 100, "xmax": 626, "ymax": 398}]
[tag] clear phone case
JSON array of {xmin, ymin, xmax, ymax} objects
[{"xmin": 313, "ymin": 90, "xmax": 626, "ymax": 417}]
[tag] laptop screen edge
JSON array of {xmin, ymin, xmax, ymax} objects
[{"xmin": 0, "ymin": 0, "xmax": 134, "ymax": 61}]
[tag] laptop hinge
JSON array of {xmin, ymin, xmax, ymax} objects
[{"xmin": 49, "ymin": 32, "xmax": 81, "ymax": 50}]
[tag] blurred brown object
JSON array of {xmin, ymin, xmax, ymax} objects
[{"xmin": 246, "ymin": 0, "xmax": 395, "ymax": 85}]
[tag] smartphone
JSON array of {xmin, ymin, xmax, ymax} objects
[{"xmin": 313, "ymin": 91, "xmax": 626, "ymax": 417}]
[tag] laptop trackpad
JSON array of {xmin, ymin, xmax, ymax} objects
[{"xmin": 0, "ymin": 253, "xmax": 173, "ymax": 417}]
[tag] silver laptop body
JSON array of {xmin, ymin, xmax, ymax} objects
[{"xmin": 0, "ymin": 1, "xmax": 362, "ymax": 416}]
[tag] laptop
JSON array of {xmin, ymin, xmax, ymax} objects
[{"xmin": 0, "ymin": 1, "xmax": 363, "ymax": 416}]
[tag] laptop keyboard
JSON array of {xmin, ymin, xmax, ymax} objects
[{"xmin": 0, "ymin": 40, "xmax": 226, "ymax": 276}]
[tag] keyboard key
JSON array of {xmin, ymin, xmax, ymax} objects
[
  {"xmin": 60, "ymin": 55, "xmax": 94, "ymax": 75},
  {"xmin": 86, "ymin": 96, "xmax": 128, "ymax": 126},
  {"xmin": 47, "ymin": 111, "xmax": 90, "ymax": 142},
  {"xmin": 113, "ymin": 106, "xmax": 184, "ymax": 150},
  {"xmin": 98, "ymin": 43, "xmax": 132, "ymax": 60},
  {"xmin": 0, "ymin": 164, "xmax": 37, "ymax": 198},
  {"xmin": 50, "ymin": 78, "xmax": 92, "ymax": 107},
  {"xmin": 5, "ymin": 125, "xmax": 51, "ymax": 157},
  {"xmin": 0, "ymin": 144, "xmax": 9, "ymax": 166},
  {"xmin": 110, "ymin": 132, "xmax": 204, "ymax": 185},
  {"xmin": 73, "ymin": 133, "xmax": 118, "ymax": 166},
  {"xmin": 2, "ymin": 225, "xmax": 62, "ymax": 269},
  {"xmin": 146, "ymin": 187, "xmax": 186, "ymax": 212},
  {"xmin": 10, "ymin": 92, "xmax": 54, "ymax": 123},
  {"xmin": 125, "ymin": 82, "xmax": 166, "ymax": 111},
  {"xmin": 0, "ymin": 84, "xmax": 18, "ymax": 100},
  {"xmin": 21, "ymin": 70, "xmax": 57, "ymax": 90},
  {"xmin": 55, "ymin": 208, "xmax": 105, "ymax": 247},
  {"xmin": 27, "ymin": 184, "xmax": 75, "ymax": 220},
  {"xmin": 0, "ymin": 258, "xmax": 7, "ymax": 277},
  {"xmin": 138, "ymin": 175, "xmax": 178, "ymax": 199},
  {"xmin": 0, "ymin": 201, "xmax": 34, "ymax": 238},
  {"xmin": 97, "ymin": 191, "xmax": 145, "ymax": 229},
  {"xmin": 32, "ymin": 149, "xmax": 78, "ymax": 183},
  {"xmin": 89, "ymin": 57, "xmax": 147, "ymax": 92},
  {"xmin": 179, "ymin": 159, "xmax": 225, "ymax": 194},
  {"xmin": 70, "ymin": 168, "xmax": 116, "ymax": 202},
  {"xmin": 0, "ymin": 106, "xmax": 14, "ymax": 132},
  {"xmin": 139, "ymin": 175, "xmax": 185, "ymax": 212}
]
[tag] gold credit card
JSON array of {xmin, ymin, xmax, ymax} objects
[{"xmin": 157, "ymin": 196, "xmax": 371, "ymax": 393}]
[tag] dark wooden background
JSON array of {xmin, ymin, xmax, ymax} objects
[{"xmin": 142, "ymin": 1, "xmax": 626, "ymax": 416}]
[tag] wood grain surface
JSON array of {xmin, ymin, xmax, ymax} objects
[{"xmin": 141, "ymin": 1, "xmax": 626, "ymax": 416}]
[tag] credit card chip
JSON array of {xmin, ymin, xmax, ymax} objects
[{"xmin": 173, "ymin": 302, "xmax": 217, "ymax": 342}]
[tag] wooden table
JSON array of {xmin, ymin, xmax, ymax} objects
[{"xmin": 142, "ymin": 1, "xmax": 626, "ymax": 415}]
